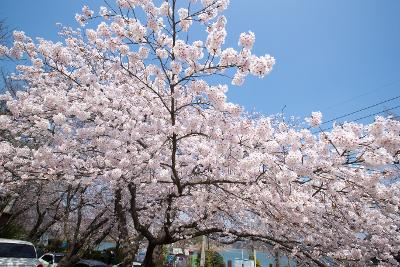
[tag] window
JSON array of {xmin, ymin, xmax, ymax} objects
[
  {"xmin": 41, "ymin": 254, "xmax": 53, "ymax": 263},
  {"xmin": 54, "ymin": 255, "xmax": 64, "ymax": 263},
  {"xmin": 0, "ymin": 243, "xmax": 36, "ymax": 258}
]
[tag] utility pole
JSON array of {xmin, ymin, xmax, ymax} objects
[
  {"xmin": 241, "ymin": 249, "xmax": 244, "ymax": 267},
  {"xmin": 274, "ymin": 250, "xmax": 280, "ymax": 267},
  {"xmin": 200, "ymin": 235, "xmax": 206, "ymax": 267},
  {"xmin": 253, "ymin": 248, "xmax": 257, "ymax": 267}
]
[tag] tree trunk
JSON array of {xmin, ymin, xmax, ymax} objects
[
  {"xmin": 115, "ymin": 187, "xmax": 141, "ymax": 266},
  {"xmin": 142, "ymin": 243, "xmax": 156, "ymax": 267},
  {"xmin": 57, "ymin": 241, "xmax": 82, "ymax": 267},
  {"xmin": 153, "ymin": 245, "xmax": 164, "ymax": 267},
  {"xmin": 120, "ymin": 236, "xmax": 142, "ymax": 266}
]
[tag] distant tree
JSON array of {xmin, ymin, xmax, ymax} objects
[
  {"xmin": 0, "ymin": 219, "xmax": 26, "ymax": 239},
  {"xmin": 154, "ymin": 245, "xmax": 169, "ymax": 267},
  {"xmin": 249, "ymin": 254, "xmax": 261, "ymax": 267},
  {"xmin": 205, "ymin": 250, "xmax": 225, "ymax": 267}
]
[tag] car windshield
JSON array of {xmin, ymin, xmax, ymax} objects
[
  {"xmin": 0, "ymin": 243, "xmax": 36, "ymax": 258},
  {"xmin": 55, "ymin": 255, "xmax": 64, "ymax": 263}
]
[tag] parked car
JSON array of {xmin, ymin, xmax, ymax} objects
[
  {"xmin": 74, "ymin": 259, "xmax": 108, "ymax": 267},
  {"xmin": 39, "ymin": 252, "xmax": 65, "ymax": 267},
  {"xmin": 0, "ymin": 238, "xmax": 43, "ymax": 267}
]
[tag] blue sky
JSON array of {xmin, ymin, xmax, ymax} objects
[{"xmin": 1, "ymin": 0, "xmax": 400, "ymax": 128}]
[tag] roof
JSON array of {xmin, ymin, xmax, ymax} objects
[
  {"xmin": 0, "ymin": 238, "xmax": 34, "ymax": 246},
  {"xmin": 78, "ymin": 259, "xmax": 107, "ymax": 266},
  {"xmin": 54, "ymin": 253, "xmax": 65, "ymax": 256},
  {"xmin": 42, "ymin": 252, "xmax": 65, "ymax": 257}
]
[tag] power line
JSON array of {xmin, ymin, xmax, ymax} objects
[
  {"xmin": 352, "ymin": 105, "xmax": 400, "ymax": 122},
  {"xmin": 314, "ymin": 105, "xmax": 400, "ymax": 134},
  {"xmin": 321, "ymin": 94, "xmax": 400, "ymax": 125}
]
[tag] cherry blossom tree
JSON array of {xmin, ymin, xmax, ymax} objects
[
  {"xmin": 0, "ymin": 0, "xmax": 399, "ymax": 266},
  {"xmin": 55, "ymin": 183, "xmax": 114, "ymax": 266}
]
